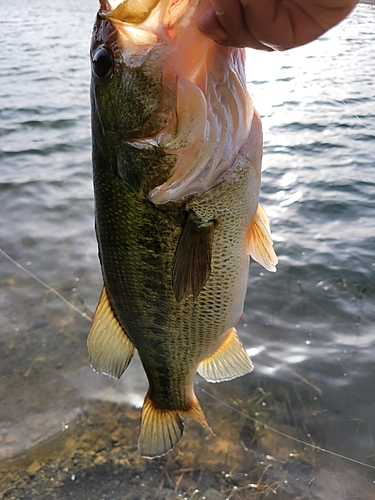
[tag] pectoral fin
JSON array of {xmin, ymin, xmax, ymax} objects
[
  {"xmin": 247, "ymin": 204, "xmax": 278, "ymax": 272},
  {"xmin": 172, "ymin": 216, "xmax": 214, "ymax": 302},
  {"xmin": 138, "ymin": 393, "xmax": 209, "ymax": 458},
  {"xmin": 87, "ymin": 286, "xmax": 135, "ymax": 379},
  {"xmin": 198, "ymin": 327, "xmax": 253, "ymax": 383}
]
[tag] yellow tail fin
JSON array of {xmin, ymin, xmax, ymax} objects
[{"xmin": 138, "ymin": 393, "xmax": 209, "ymax": 458}]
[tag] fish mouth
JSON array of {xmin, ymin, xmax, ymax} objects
[{"xmin": 95, "ymin": 0, "xmax": 254, "ymax": 204}]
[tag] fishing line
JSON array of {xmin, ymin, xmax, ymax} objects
[
  {"xmin": 2, "ymin": 3, "xmax": 373, "ymax": 471},
  {"xmin": 215, "ymin": 13, "xmax": 375, "ymax": 475},
  {"xmin": 315, "ymin": 2, "xmax": 375, "ymax": 138},
  {"xmin": 4, "ymin": 248, "xmax": 374, "ymax": 471},
  {"xmin": 0, "ymin": 248, "xmax": 92, "ymax": 322},
  {"xmin": 196, "ymin": 384, "xmax": 375, "ymax": 471},
  {"xmin": 316, "ymin": 76, "xmax": 375, "ymax": 139},
  {"xmin": 2, "ymin": 247, "xmax": 374, "ymax": 471}
]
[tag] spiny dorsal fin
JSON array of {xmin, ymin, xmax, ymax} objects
[
  {"xmin": 138, "ymin": 393, "xmax": 209, "ymax": 458},
  {"xmin": 87, "ymin": 286, "xmax": 134, "ymax": 379},
  {"xmin": 247, "ymin": 203, "xmax": 278, "ymax": 272},
  {"xmin": 172, "ymin": 216, "xmax": 214, "ymax": 302},
  {"xmin": 198, "ymin": 327, "xmax": 253, "ymax": 383}
]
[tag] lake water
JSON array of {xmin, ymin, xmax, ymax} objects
[{"xmin": 0, "ymin": 2, "xmax": 374, "ymax": 499}]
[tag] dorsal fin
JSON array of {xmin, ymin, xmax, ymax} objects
[
  {"xmin": 87, "ymin": 286, "xmax": 135, "ymax": 379},
  {"xmin": 247, "ymin": 203, "xmax": 278, "ymax": 272},
  {"xmin": 172, "ymin": 216, "xmax": 214, "ymax": 302},
  {"xmin": 198, "ymin": 327, "xmax": 253, "ymax": 383}
]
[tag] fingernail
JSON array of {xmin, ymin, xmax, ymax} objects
[
  {"xmin": 211, "ymin": 0, "xmax": 225, "ymax": 15},
  {"xmin": 198, "ymin": 9, "xmax": 228, "ymax": 42}
]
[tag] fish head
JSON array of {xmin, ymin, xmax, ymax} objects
[
  {"xmin": 91, "ymin": 0, "xmax": 176, "ymax": 139},
  {"xmin": 91, "ymin": 0, "xmax": 254, "ymax": 202}
]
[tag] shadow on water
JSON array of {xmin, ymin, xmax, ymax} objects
[{"xmin": 1, "ymin": 254, "xmax": 375, "ymax": 499}]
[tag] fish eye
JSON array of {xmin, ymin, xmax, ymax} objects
[{"xmin": 92, "ymin": 47, "xmax": 113, "ymax": 79}]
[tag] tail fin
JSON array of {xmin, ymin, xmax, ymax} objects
[{"xmin": 138, "ymin": 393, "xmax": 209, "ymax": 458}]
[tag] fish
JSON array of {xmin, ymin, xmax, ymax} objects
[{"xmin": 88, "ymin": 0, "xmax": 278, "ymax": 458}]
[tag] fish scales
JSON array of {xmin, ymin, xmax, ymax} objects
[
  {"xmin": 93, "ymin": 132, "xmax": 258, "ymax": 400},
  {"xmin": 89, "ymin": 0, "xmax": 277, "ymax": 457}
]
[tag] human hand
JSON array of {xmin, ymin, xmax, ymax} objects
[{"xmin": 198, "ymin": 0, "xmax": 358, "ymax": 50}]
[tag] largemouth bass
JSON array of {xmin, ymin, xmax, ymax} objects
[{"xmin": 88, "ymin": 0, "xmax": 277, "ymax": 458}]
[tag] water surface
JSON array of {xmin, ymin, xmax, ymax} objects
[{"xmin": 0, "ymin": 2, "xmax": 374, "ymax": 499}]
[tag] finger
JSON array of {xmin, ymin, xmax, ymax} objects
[
  {"xmin": 198, "ymin": 8, "xmax": 230, "ymax": 44},
  {"xmin": 239, "ymin": 0, "xmax": 287, "ymax": 49},
  {"xmin": 214, "ymin": 0, "xmax": 274, "ymax": 49},
  {"xmin": 198, "ymin": 2, "xmax": 274, "ymax": 50}
]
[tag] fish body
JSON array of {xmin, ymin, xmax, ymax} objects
[{"xmin": 88, "ymin": 0, "xmax": 277, "ymax": 458}]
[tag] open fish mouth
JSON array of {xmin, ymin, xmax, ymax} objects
[{"xmin": 95, "ymin": 0, "xmax": 254, "ymax": 204}]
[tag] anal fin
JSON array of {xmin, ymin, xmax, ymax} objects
[
  {"xmin": 138, "ymin": 393, "xmax": 209, "ymax": 458},
  {"xmin": 198, "ymin": 327, "xmax": 253, "ymax": 383},
  {"xmin": 172, "ymin": 215, "xmax": 214, "ymax": 302},
  {"xmin": 87, "ymin": 286, "xmax": 134, "ymax": 379},
  {"xmin": 247, "ymin": 203, "xmax": 278, "ymax": 272}
]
